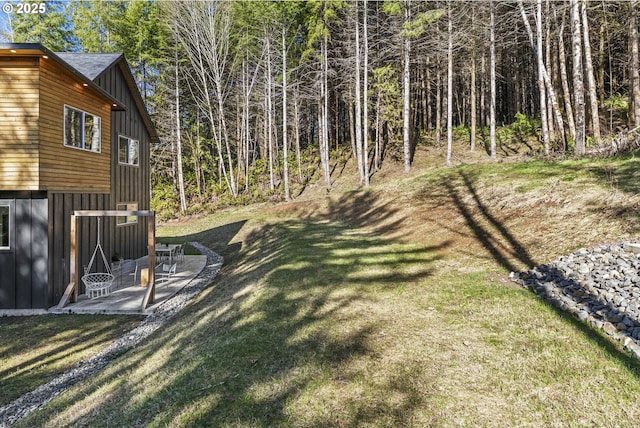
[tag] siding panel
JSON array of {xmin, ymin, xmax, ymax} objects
[
  {"xmin": 31, "ymin": 197, "xmax": 48, "ymax": 308},
  {"xmin": 48, "ymin": 191, "xmax": 111, "ymax": 303},
  {"xmin": 0, "ymin": 192, "xmax": 48, "ymax": 309},
  {"xmin": 0, "ymin": 197, "xmax": 15, "ymax": 309},
  {"xmin": 95, "ymin": 63, "xmax": 151, "ymax": 260},
  {"xmin": 0, "ymin": 59, "xmax": 39, "ymax": 190},
  {"xmin": 15, "ymin": 198, "xmax": 32, "ymax": 308},
  {"xmin": 38, "ymin": 57, "xmax": 112, "ymax": 192}
]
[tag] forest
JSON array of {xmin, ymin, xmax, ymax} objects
[{"xmin": 4, "ymin": 0, "xmax": 640, "ymax": 218}]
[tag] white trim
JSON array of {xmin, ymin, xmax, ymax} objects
[
  {"xmin": 116, "ymin": 202, "xmax": 139, "ymax": 226},
  {"xmin": 0, "ymin": 201, "xmax": 12, "ymax": 251},
  {"xmin": 63, "ymin": 104, "xmax": 102, "ymax": 153},
  {"xmin": 118, "ymin": 135, "xmax": 140, "ymax": 166}
]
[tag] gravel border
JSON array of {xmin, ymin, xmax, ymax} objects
[
  {"xmin": 511, "ymin": 240, "xmax": 640, "ymax": 358},
  {"xmin": 0, "ymin": 242, "xmax": 223, "ymax": 427}
]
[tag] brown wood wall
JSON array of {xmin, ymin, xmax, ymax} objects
[
  {"xmin": 0, "ymin": 58, "xmax": 40, "ymax": 190},
  {"xmin": 38, "ymin": 57, "xmax": 112, "ymax": 192},
  {"xmin": 0, "ymin": 56, "xmax": 114, "ymax": 193}
]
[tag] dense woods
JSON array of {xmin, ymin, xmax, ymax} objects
[{"xmin": 4, "ymin": 0, "xmax": 640, "ymax": 217}]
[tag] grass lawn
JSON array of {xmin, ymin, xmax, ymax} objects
[
  {"xmin": 8, "ymin": 152, "xmax": 640, "ymax": 426},
  {"xmin": 0, "ymin": 315, "xmax": 143, "ymax": 406}
]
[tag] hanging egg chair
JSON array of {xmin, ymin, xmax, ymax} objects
[{"xmin": 81, "ymin": 217, "xmax": 115, "ymax": 298}]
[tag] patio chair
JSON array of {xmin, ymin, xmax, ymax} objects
[
  {"xmin": 158, "ymin": 262, "xmax": 177, "ymax": 283},
  {"xmin": 177, "ymin": 243, "xmax": 186, "ymax": 263},
  {"xmin": 119, "ymin": 259, "xmax": 138, "ymax": 286}
]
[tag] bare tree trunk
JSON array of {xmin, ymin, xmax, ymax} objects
[
  {"xmin": 490, "ymin": 0, "xmax": 497, "ymax": 159},
  {"xmin": 192, "ymin": 115, "xmax": 203, "ymax": 197},
  {"xmin": 571, "ymin": 0, "xmax": 586, "ymax": 155},
  {"xmin": 170, "ymin": 1, "xmax": 238, "ymax": 196},
  {"xmin": 545, "ymin": 1, "xmax": 555, "ymax": 141},
  {"xmin": 355, "ymin": 1, "xmax": 364, "ymax": 182},
  {"xmin": 480, "ymin": 54, "xmax": 486, "ymax": 128},
  {"xmin": 581, "ymin": 0, "xmax": 601, "ymax": 143},
  {"xmin": 446, "ymin": 4, "xmax": 453, "ymax": 166},
  {"xmin": 349, "ymin": 89, "xmax": 356, "ymax": 160},
  {"xmin": 402, "ymin": 2, "xmax": 411, "ymax": 172},
  {"xmin": 175, "ymin": 58, "xmax": 187, "ymax": 214},
  {"xmin": 363, "ymin": 0, "xmax": 370, "ymax": 186},
  {"xmin": 520, "ymin": 0, "xmax": 565, "ymax": 151},
  {"xmin": 282, "ymin": 24, "xmax": 290, "ymax": 202},
  {"xmin": 266, "ymin": 37, "xmax": 275, "ymax": 191},
  {"xmin": 598, "ymin": 3, "xmax": 606, "ymax": 109},
  {"xmin": 321, "ymin": 32, "xmax": 331, "ymax": 190},
  {"xmin": 294, "ymin": 87, "xmax": 303, "ymax": 182},
  {"xmin": 435, "ymin": 61, "xmax": 442, "ymax": 145},
  {"xmin": 243, "ymin": 58, "xmax": 251, "ymax": 192},
  {"xmin": 536, "ymin": 0, "xmax": 550, "ymax": 154},
  {"xmin": 630, "ymin": 1, "xmax": 640, "ymax": 126},
  {"xmin": 375, "ymin": 92, "xmax": 381, "ymax": 170},
  {"xmin": 470, "ymin": 44, "xmax": 477, "ymax": 152},
  {"xmin": 426, "ymin": 58, "xmax": 432, "ymax": 134},
  {"xmin": 556, "ymin": 7, "xmax": 577, "ymax": 142}
]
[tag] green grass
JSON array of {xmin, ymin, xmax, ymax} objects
[
  {"xmin": 9, "ymin": 154, "xmax": 640, "ymax": 426},
  {"xmin": 0, "ymin": 315, "xmax": 143, "ymax": 406}
]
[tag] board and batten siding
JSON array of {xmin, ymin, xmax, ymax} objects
[
  {"xmin": 95, "ymin": 61, "xmax": 152, "ymax": 260},
  {"xmin": 38, "ymin": 57, "xmax": 112, "ymax": 192},
  {"xmin": 0, "ymin": 191, "xmax": 48, "ymax": 309},
  {"xmin": 0, "ymin": 58, "xmax": 40, "ymax": 190},
  {"xmin": 47, "ymin": 191, "xmax": 117, "ymax": 305}
]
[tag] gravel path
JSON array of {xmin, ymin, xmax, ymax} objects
[{"xmin": 0, "ymin": 242, "xmax": 223, "ymax": 427}]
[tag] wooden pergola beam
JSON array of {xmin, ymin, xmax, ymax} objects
[{"xmin": 57, "ymin": 210, "xmax": 156, "ymax": 311}]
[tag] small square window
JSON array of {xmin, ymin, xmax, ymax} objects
[
  {"xmin": 64, "ymin": 105, "xmax": 101, "ymax": 152},
  {"xmin": 117, "ymin": 203, "xmax": 138, "ymax": 226},
  {"xmin": 0, "ymin": 205, "xmax": 9, "ymax": 249},
  {"xmin": 119, "ymin": 136, "xmax": 139, "ymax": 166}
]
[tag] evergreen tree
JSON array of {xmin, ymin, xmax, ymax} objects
[{"xmin": 4, "ymin": 1, "xmax": 74, "ymax": 51}]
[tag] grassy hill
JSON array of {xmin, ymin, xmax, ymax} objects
[{"xmin": 10, "ymin": 148, "xmax": 640, "ymax": 426}]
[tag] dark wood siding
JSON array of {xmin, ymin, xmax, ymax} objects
[
  {"xmin": 48, "ymin": 191, "xmax": 115, "ymax": 305},
  {"xmin": 0, "ymin": 197, "xmax": 16, "ymax": 308},
  {"xmin": 0, "ymin": 191, "xmax": 48, "ymax": 309},
  {"xmin": 94, "ymin": 62, "xmax": 151, "ymax": 261}
]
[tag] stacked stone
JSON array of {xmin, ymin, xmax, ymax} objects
[{"xmin": 510, "ymin": 241, "xmax": 640, "ymax": 358}]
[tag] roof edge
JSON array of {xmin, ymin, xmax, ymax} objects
[{"xmin": 0, "ymin": 43, "xmax": 125, "ymax": 110}]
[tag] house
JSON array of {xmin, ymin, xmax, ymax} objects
[{"xmin": 0, "ymin": 43, "xmax": 158, "ymax": 311}]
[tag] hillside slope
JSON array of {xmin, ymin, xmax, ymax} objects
[{"xmin": 18, "ymin": 152, "xmax": 640, "ymax": 427}]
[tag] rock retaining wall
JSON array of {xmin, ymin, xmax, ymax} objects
[{"xmin": 510, "ymin": 241, "xmax": 640, "ymax": 358}]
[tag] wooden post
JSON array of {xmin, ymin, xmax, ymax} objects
[
  {"xmin": 141, "ymin": 214, "xmax": 156, "ymax": 310},
  {"xmin": 57, "ymin": 210, "xmax": 157, "ymax": 310},
  {"xmin": 58, "ymin": 214, "xmax": 79, "ymax": 308}
]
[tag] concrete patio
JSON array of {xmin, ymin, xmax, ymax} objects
[{"xmin": 49, "ymin": 255, "xmax": 208, "ymax": 315}]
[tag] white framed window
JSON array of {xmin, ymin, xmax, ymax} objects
[
  {"xmin": 116, "ymin": 202, "xmax": 138, "ymax": 226},
  {"xmin": 119, "ymin": 136, "xmax": 140, "ymax": 166},
  {"xmin": 0, "ymin": 203, "xmax": 11, "ymax": 250},
  {"xmin": 64, "ymin": 105, "xmax": 101, "ymax": 152}
]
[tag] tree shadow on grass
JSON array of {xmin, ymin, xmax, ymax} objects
[
  {"xmin": 0, "ymin": 315, "xmax": 142, "ymax": 407},
  {"xmin": 515, "ymin": 260, "xmax": 640, "ymax": 375},
  {"xmin": 443, "ymin": 171, "xmax": 538, "ymax": 273},
  {"xmin": 18, "ymin": 192, "xmax": 451, "ymax": 427},
  {"xmin": 418, "ymin": 169, "xmax": 640, "ymax": 377}
]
